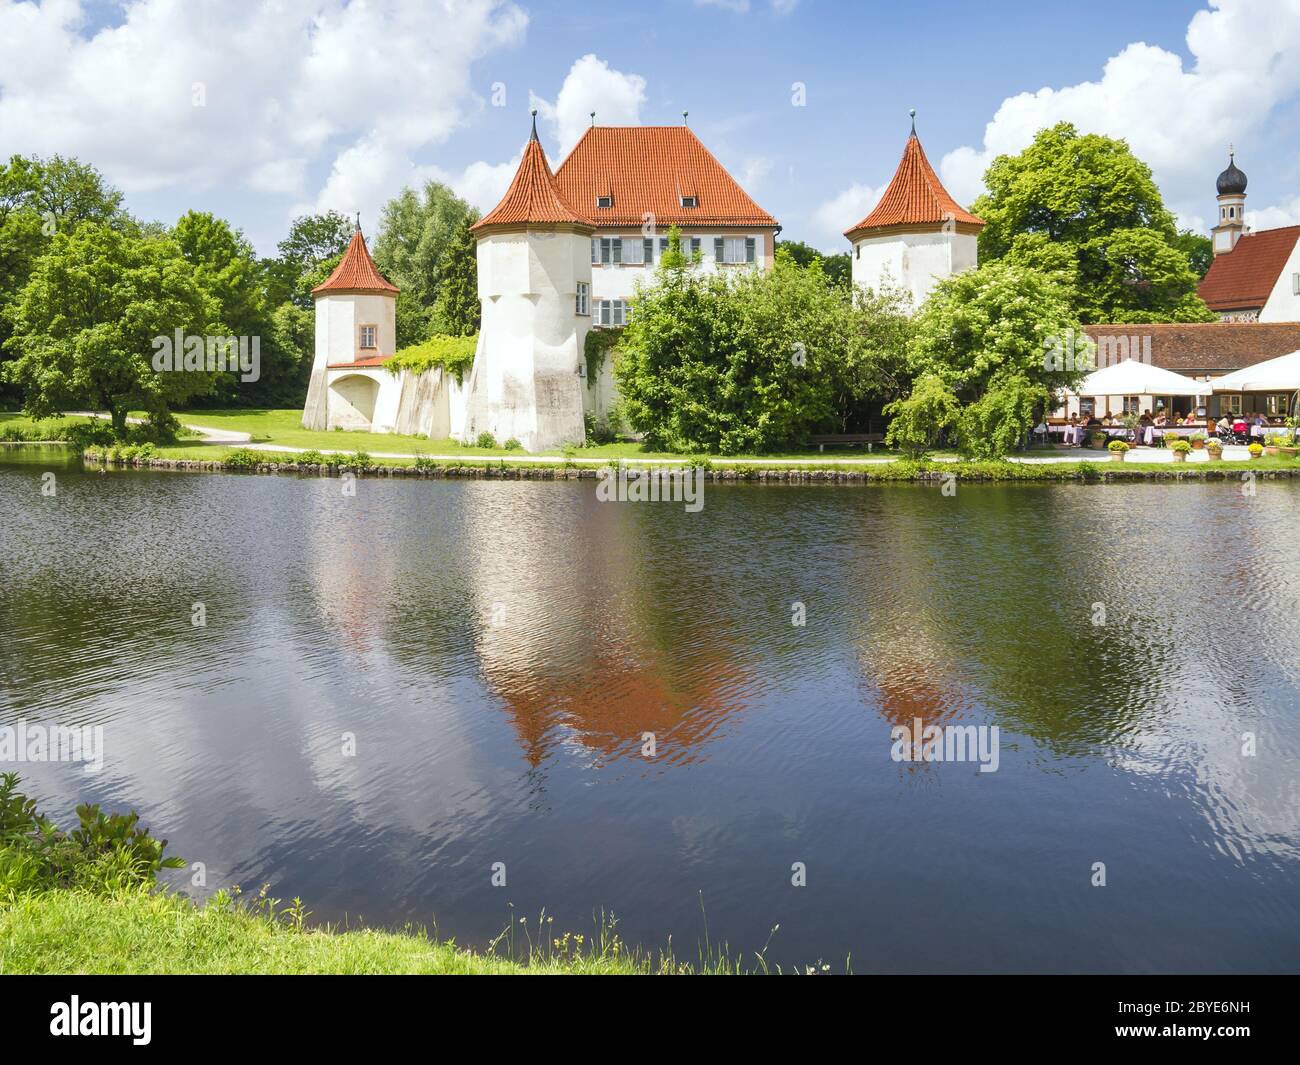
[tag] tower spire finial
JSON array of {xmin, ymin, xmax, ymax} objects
[
  {"xmin": 355, "ymin": 210, "xmax": 361, "ymax": 233},
  {"xmin": 909, "ymin": 108, "xmax": 916, "ymax": 134},
  {"xmin": 682, "ymin": 110, "xmax": 689, "ymax": 127},
  {"xmin": 530, "ymin": 109, "xmax": 538, "ymax": 141},
  {"xmin": 590, "ymin": 111, "xmax": 596, "ymax": 127}
]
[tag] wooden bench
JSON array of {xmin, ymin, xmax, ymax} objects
[{"xmin": 809, "ymin": 433, "xmax": 885, "ymax": 453}]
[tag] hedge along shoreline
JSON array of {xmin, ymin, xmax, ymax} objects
[{"xmin": 81, "ymin": 449, "xmax": 1300, "ymax": 484}]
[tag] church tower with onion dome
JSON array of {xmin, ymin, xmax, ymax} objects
[
  {"xmin": 845, "ymin": 111, "xmax": 984, "ymax": 310},
  {"xmin": 1211, "ymin": 149, "xmax": 1248, "ymax": 257},
  {"xmin": 461, "ymin": 112, "xmax": 595, "ymax": 451}
]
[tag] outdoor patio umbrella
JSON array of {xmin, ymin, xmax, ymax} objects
[
  {"xmin": 1209, "ymin": 349, "xmax": 1300, "ymax": 393},
  {"xmin": 1075, "ymin": 358, "xmax": 1210, "ymax": 397}
]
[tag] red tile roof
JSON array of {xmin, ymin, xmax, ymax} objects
[
  {"xmin": 472, "ymin": 131, "xmax": 594, "ymax": 233},
  {"xmin": 1083, "ymin": 322, "xmax": 1300, "ymax": 372},
  {"xmin": 845, "ymin": 132, "xmax": 983, "ymax": 239},
  {"xmin": 553, "ymin": 126, "xmax": 778, "ymax": 229},
  {"xmin": 327, "ymin": 355, "xmax": 393, "ymax": 369},
  {"xmin": 312, "ymin": 229, "xmax": 399, "ymax": 297},
  {"xmin": 1197, "ymin": 226, "xmax": 1300, "ymax": 312}
]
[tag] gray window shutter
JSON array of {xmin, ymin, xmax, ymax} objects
[
  {"xmin": 659, "ymin": 237, "xmax": 668, "ymax": 254},
  {"xmin": 714, "ymin": 237, "xmax": 725, "ymax": 262},
  {"xmin": 612, "ymin": 239, "xmax": 622, "ymax": 265},
  {"xmin": 745, "ymin": 237, "xmax": 756, "ymax": 263},
  {"xmin": 644, "ymin": 238, "xmax": 654, "ymax": 264},
  {"xmin": 592, "ymin": 238, "xmax": 599, "ymax": 264}
]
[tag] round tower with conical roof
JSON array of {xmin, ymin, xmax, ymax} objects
[
  {"xmin": 1212, "ymin": 149, "xmax": 1248, "ymax": 257},
  {"xmin": 845, "ymin": 113, "xmax": 984, "ymax": 309},
  {"xmin": 462, "ymin": 113, "xmax": 595, "ymax": 451}
]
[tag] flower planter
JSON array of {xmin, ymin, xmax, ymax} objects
[
  {"xmin": 1192, "ymin": 440, "xmax": 1205, "ymax": 450},
  {"xmin": 1206, "ymin": 450, "xmax": 1223, "ymax": 462},
  {"xmin": 1111, "ymin": 451, "xmax": 1125, "ymax": 462},
  {"xmin": 1172, "ymin": 451, "xmax": 1187, "ymax": 462}
]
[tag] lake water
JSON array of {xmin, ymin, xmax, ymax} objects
[{"xmin": 2, "ymin": 452, "xmax": 1298, "ymax": 972}]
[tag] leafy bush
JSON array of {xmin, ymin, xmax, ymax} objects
[
  {"xmin": 503, "ymin": 438, "xmax": 523, "ymax": 451},
  {"xmin": 474, "ymin": 431, "xmax": 497, "ymax": 449},
  {"xmin": 1168, "ymin": 438, "xmax": 1191, "ymax": 453},
  {"xmin": 584, "ymin": 327, "xmax": 623, "ymax": 384},
  {"xmin": 298, "ymin": 450, "xmax": 326, "ymax": 464},
  {"xmin": 1108, "ymin": 439, "xmax": 1129, "ymax": 452},
  {"xmin": 386, "ymin": 334, "xmax": 478, "ymax": 384},
  {"xmin": 345, "ymin": 450, "xmax": 373, "ymax": 469},
  {"xmin": 222, "ymin": 448, "xmax": 261, "ymax": 468},
  {"xmin": 0, "ymin": 772, "xmax": 184, "ymax": 895}
]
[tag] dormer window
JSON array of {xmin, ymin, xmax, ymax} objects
[
  {"xmin": 680, "ymin": 195, "xmax": 699, "ymax": 208},
  {"xmin": 596, "ymin": 195, "xmax": 613, "ymax": 209}
]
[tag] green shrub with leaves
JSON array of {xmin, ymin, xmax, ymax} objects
[
  {"xmin": 474, "ymin": 431, "xmax": 497, "ymax": 449},
  {"xmin": 0, "ymin": 773, "xmax": 184, "ymax": 895},
  {"xmin": 386, "ymin": 334, "xmax": 478, "ymax": 384}
]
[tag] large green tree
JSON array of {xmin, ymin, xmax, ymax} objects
[
  {"xmin": 373, "ymin": 181, "xmax": 478, "ymax": 347},
  {"xmin": 264, "ymin": 211, "xmax": 354, "ymax": 309},
  {"xmin": 3, "ymin": 224, "xmax": 217, "ymax": 435},
  {"xmin": 617, "ymin": 241, "xmax": 891, "ymax": 453},
  {"xmin": 973, "ymin": 123, "xmax": 1215, "ymax": 324},
  {"xmin": 0, "ymin": 155, "xmax": 127, "ymax": 405},
  {"xmin": 776, "ymin": 238, "xmax": 852, "ymax": 290},
  {"xmin": 885, "ymin": 261, "xmax": 1082, "ymax": 459},
  {"xmin": 430, "ymin": 215, "xmax": 481, "ymax": 336}
]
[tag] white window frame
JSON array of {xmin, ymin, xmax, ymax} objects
[
  {"xmin": 620, "ymin": 237, "xmax": 644, "ymax": 265},
  {"xmin": 680, "ymin": 195, "xmax": 698, "ymax": 208},
  {"xmin": 1122, "ymin": 395, "xmax": 1141, "ymax": 415},
  {"xmin": 595, "ymin": 299, "xmax": 629, "ymax": 327},
  {"xmin": 575, "ymin": 282, "xmax": 589, "ymax": 316},
  {"xmin": 596, "ymin": 195, "xmax": 613, "ymax": 209},
  {"xmin": 1293, "ymin": 272, "xmax": 1300, "ymax": 295},
  {"xmin": 358, "ymin": 324, "xmax": 377, "ymax": 349},
  {"xmin": 1222, "ymin": 393, "xmax": 1242, "ymax": 416}
]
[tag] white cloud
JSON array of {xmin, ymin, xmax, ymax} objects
[
  {"xmin": 1247, "ymin": 198, "xmax": 1300, "ymax": 230},
  {"xmin": 938, "ymin": 0, "xmax": 1300, "ymax": 231},
  {"xmin": 811, "ymin": 183, "xmax": 882, "ymax": 250},
  {"xmin": 739, "ymin": 156, "xmax": 773, "ymax": 192},
  {"xmin": 532, "ymin": 54, "xmax": 646, "ymax": 158},
  {"xmin": 0, "ymin": 0, "xmax": 528, "ymax": 232}
]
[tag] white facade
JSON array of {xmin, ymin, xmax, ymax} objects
[
  {"xmin": 1259, "ymin": 237, "xmax": 1300, "ymax": 322},
  {"xmin": 302, "ymin": 291, "xmax": 398, "ymax": 431},
  {"xmin": 590, "ymin": 230, "xmax": 774, "ymax": 303},
  {"xmin": 461, "ymin": 228, "xmax": 592, "ymax": 451},
  {"xmin": 851, "ymin": 228, "xmax": 978, "ymax": 309}
]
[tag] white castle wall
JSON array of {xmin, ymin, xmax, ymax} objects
[
  {"xmin": 851, "ymin": 229, "xmax": 978, "ymax": 310},
  {"xmin": 462, "ymin": 229, "xmax": 591, "ymax": 451}
]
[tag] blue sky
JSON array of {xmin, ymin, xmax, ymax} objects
[{"xmin": 3, "ymin": 0, "xmax": 1299, "ymax": 255}]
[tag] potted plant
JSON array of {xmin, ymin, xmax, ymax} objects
[
  {"xmin": 1248, "ymin": 442, "xmax": 1264, "ymax": 459},
  {"xmin": 1189, "ymin": 432, "xmax": 1207, "ymax": 450},
  {"xmin": 1169, "ymin": 438, "xmax": 1192, "ymax": 462},
  {"xmin": 1205, "ymin": 438, "xmax": 1223, "ymax": 462},
  {"xmin": 1089, "ymin": 429, "xmax": 1108, "ymax": 450},
  {"xmin": 1108, "ymin": 439, "xmax": 1129, "ymax": 462}
]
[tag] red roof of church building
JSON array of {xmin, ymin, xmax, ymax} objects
[
  {"xmin": 473, "ymin": 120, "xmax": 594, "ymax": 233},
  {"xmin": 312, "ymin": 229, "xmax": 399, "ymax": 297},
  {"xmin": 553, "ymin": 125, "xmax": 777, "ymax": 229},
  {"xmin": 845, "ymin": 131, "xmax": 983, "ymax": 240},
  {"xmin": 1198, "ymin": 226, "xmax": 1300, "ymax": 312}
]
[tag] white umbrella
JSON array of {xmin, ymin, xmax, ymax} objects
[
  {"xmin": 1210, "ymin": 349, "xmax": 1300, "ymax": 392},
  {"xmin": 1075, "ymin": 358, "xmax": 1210, "ymax": 397}
]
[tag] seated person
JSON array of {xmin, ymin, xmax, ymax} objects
[{"xmin": 1139, "ymin": 411, "xmax": 1154, "ymax": 426}]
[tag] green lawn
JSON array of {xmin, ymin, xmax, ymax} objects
[
  {"xmin": 0, "ymin": 888, "xmax": 747, "ymax": 975},
  {"xmin": 0, "ymin": 412, "xmax": 95, "ymax": 441}
]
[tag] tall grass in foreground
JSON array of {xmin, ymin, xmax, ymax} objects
[{"xmin": 0, "ymin": 775, "xmax": 828, "ymax": 974}]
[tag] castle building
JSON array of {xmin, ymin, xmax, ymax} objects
[
  {"xmin": 1198, "ymin": 152, "xmax": 1300, "ymax": 323},
  {"xmin": 845, "ymin": 114, "xmax": 984, "ymax": 307},
  {"xmin": 463, "ymin": 114, "xmax": 779, "ymax": 450}
]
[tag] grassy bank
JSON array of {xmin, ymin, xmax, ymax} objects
[
  {"xmin": 82, "ymin": 448, "xmax": 1300, "ymax": 482},
  {"xmin": 0, "ymin": 773, "xmax": 754, "ymax": 975},
  {"xmin": 1, "ymin": 888, "xmax": 734, "ymax": 974}
]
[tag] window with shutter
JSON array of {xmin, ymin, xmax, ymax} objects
[
  {"xmin": 714, "ymin": 237, "xmax": 724, "ymax": 262},
  {"xmin": 612, "ymin": 238, "xmax": 622, "ymax": 265},
  {"xmin": 621, "ymin": 238, "xmax": 643, "ymax": 264},
  {"xmin": 745, "ymin": 237, "xmax": 756, "ymax": 264},
  {"xmin": 644, "ymin": 238, "xmax": 654, "ymax": 265}
]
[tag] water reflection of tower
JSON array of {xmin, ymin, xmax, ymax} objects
[{"xmin": 459, "ymin": 482, "xmax": 752, "ymax": 769}]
